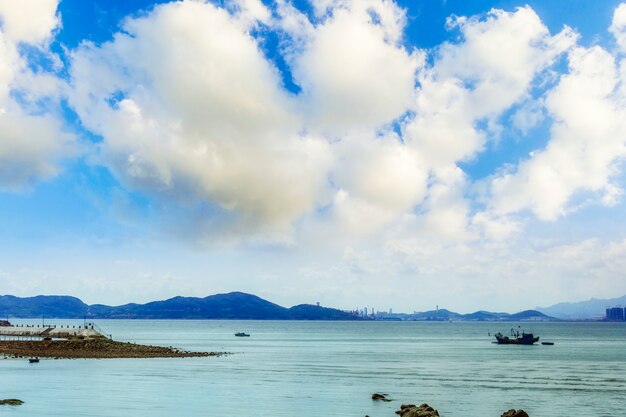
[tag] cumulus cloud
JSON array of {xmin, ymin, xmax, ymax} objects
[
  {"xmin": 68, "ymin": 0, "xmax": 424, "ymax": 240},
  {"xmin": 69, "ymin": 1, "xmax": 333, "ymax": 238},
  {"xmin": 0, "ymin": 0, "xmax": 74, "ymax": 189},
  {"xmin": 5, "ymin": 1, "xmax": 626, "ymax": 309},
  {"xmin": 610, "ymin": 3, "xmax": 626, "ymax": 53},
  {"xmin": 395, "ymin": 6, "xmax": 576, "ymax": 239},
  {"xmin": 405, "ymin": 7, "xmax": 576, "ymax": 168},
  {"xmin": 489, "ymin": 45, "xmax": 626, "ymax": 220},
  {"xmin": 329, "ymin": 132, "xmax": 428, "ymax": 235},
  {"xmin": 62, "ymin": 1, "xmax": 625, "ymax": 249},
  {"xmin": 281, "ymin": 0, "xmax": 420, "ymax": 133},
  {"xmin": 0, "ymin": 0, "xmax": 59, "ymax": 43}
]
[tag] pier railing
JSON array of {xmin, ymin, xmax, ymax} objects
[{"xmin": 89, "ymin": 322, "xmax": 112, "ymax": 340}]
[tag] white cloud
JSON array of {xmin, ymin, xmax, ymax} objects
[
  {"xmin": 405, "ymin": 6, "xmax": 576, "ymax": 170},
  {"xmin": 283, "ymin": 0, "xmax": 420, "ymax": 133},
  {"xmin": 328, "ymin": 133, "xmax": 428, "ymax": 235},
  {"xmin": 0, "ymin": 0, "xmax": 59, "ymax": 44},
  {"xmin": 232, "ymin": 0, "xmax": 271, "ymax": 26},
  {"xmin": 394, "ymin": 6, "xmax": 576, "ymax": 240},
  {"xmin": 297, "ymin": 5, "xmax": 577, "ymax": 241},
  {"xmin": 489, "ymin": 45, "xmax": 626, "ymax": 220},
  {"xmin": 0, "ymin": 109, "xmax": 72, "ymax": 189},
  {"xmin": 69, "ymin": 1, "xmax": 333, "ymax": 238},
  {"xmin": 62, "ymin": 1, "xmax": 625, "ymax": 252},
  {"xmin": 610, "ymin": 3, "xmax": 626, "ymax": 53},
  {"xmin": 511, "ymin": 99, "xmax": 545, "ymax": 134},
  {"xmin": 0, "ymin": 0, "xmax": 74, "ymax": 189}
]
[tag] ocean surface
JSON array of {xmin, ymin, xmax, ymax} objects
[{"xmin": 1, "ymin": 320, "xmax": 625, "ymax": 417}]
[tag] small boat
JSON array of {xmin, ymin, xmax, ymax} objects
[
  {"xmin": 234, "ymin": 332, "xmax": 250, "ymax": 337},
  {"xmin": 541, "ymin": 342, "xmax": 555, "ymax": 346},
  {"xmin": 28, "ymin": 358, "xmax": 39, "ymax": 363},
  {"xmin": 494, "ymin": 328, "xmax": 539, "ymax": 345}
]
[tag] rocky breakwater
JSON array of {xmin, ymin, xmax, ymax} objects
[
  {"xmin": 0, "ymin": 338, "xmax": 229, "ymax": 359},
  {"xmin": 395, "ymin": 404, "xmax": 439, "ymax": 417},
  {"xmin": 392, "ymin": 403, "xmax": 529, "ymax": 417},
  {"xmin": 501, "ymin": 410, "xmax": 529, "ymax": 417}
]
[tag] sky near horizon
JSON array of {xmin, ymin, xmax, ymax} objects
[{"xmin": 0, "ymin": 0, "xmax": 625, "ymax": 313}]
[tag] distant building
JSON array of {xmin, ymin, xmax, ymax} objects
[{"xmin": 605, "ymin": 307, "xmax": 625, "ymax": 321}]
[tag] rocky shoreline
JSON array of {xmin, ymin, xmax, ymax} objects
[
  {"xmin": 371, "ymin": 394, "xmax": 529, "ymax": 417},
  {"xmin": 393, "ymin": 403, "xmax": 527, "ymax": 417},
  {"xmin": 0, "ymin": 338, "xmax": 229, "ymax": 359}
]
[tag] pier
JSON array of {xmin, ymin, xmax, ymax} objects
[
  {"xmin": 0, "ymin": 322, "xmax": 108, "ymax": 340},
  {"xmin": 0, "ymin": 320, "xmax": 223, "ymax": 358}
]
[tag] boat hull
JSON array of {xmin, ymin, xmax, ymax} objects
[{"xmin": 495, "ymin": 333, "xmax": 539, "ymax": 345}]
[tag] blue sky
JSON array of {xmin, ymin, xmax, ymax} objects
[{"xmin": 0, "ymin": 0, "xmax": 625, "ymax": 312}]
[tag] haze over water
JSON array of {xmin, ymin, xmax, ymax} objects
[{"xmin": 3, "ymin": 320, "xmax": 625, "ymax": 417}]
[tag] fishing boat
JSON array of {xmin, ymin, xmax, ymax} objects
[
  {"xmin": 494, "ymin": 328, "xmax": 539, "ymax": 345},
  {"xmin": 28, "ymin": 357, "xmax": 39, "ymax": 363},
  {"xmin": 234, "ymin": 332, "xmax": 250, "ymax": 337}
]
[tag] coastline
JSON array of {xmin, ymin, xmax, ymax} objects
[{"xmin": 0, "ymin": 339, "xmax": 228, "ymax": 359}]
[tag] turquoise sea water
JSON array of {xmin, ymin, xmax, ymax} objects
[{"xmin": 1, "ymin": 320, "xmax": 625, "ymax": 417}]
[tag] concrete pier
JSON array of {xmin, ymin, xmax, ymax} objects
[{"xmin": 0, "ymin": 323, "xmax": 105, "ymax": 340}]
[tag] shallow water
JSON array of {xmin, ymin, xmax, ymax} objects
[{"xmin": 1, "ymin": 320, "xmax": 625, "ymax": 416}]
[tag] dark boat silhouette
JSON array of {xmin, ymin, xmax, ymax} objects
[
  {"xmin": 541, "ymin": 342, "xmax": 554, "ymax": 345},
  {"xmin": 234, "ymin": 332, "xmax": 250, "ymax": 337},
  {"xmin": 28, "ymin": 357, "xmax": 39, "ymax": 363},
  {"xmin": 494, "ymin": 328, "xmax": 539, "ymax": 345}
]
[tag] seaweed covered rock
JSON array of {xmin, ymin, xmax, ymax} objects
[
  {"xmin": 372, "ymin": 393, "xmax": 391, "ymax": 401},
  {"xmin": 501, "ymin": 410, "xmax": 529, "ymax": 417},
  {"xmin": 395, "ymin": 403, "xmax": 439, "ymax": 417},
  {"xmin": 0, "ymin": 399, "xmax": 23, "ymax": 406}
]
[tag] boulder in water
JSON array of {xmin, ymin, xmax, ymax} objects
[
  {"xmin": 0, "ymin": 399, "xmax": 23, "ymax": 406},
  {"xmin": 501, "ymin": 410, "xmax": 529, "ymax": 417},
  {"xmin": 372, "ymin": 393, "xmax": 391, "ymax": 401},
  {"xmin": 395, "ymin": 403, "xmax": 439, "ymax": 417}
]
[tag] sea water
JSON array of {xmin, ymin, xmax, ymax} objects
[{"xmin": 1, "ymin": 320, "xmax": 625, "ymax": 417}]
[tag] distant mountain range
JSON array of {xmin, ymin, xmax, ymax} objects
[
  {"xmin": 0, "ymin": 292, "xmax": 360, "ymax": 320},
  {"xmin": 376, "ymin": 308, "xmax": 556, "ymax": 322},
  {"xmin": 5, "ymin": 291, "xmax": 615, "ymax": 321},
  {"xmin": 537, "ymin": 295, "xmax": 626, "ymax": 320}
]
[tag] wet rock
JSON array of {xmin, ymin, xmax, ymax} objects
[
  {"xmin": 372, "ymin": 393, "xmax": 391, "ymax": 401},
  {"xmin": 395, "ymin": 403, "xmax": 439, "ymax": 417},
  {"xmin": 0, "ymin": 399, "xmax": 23, "ymax": 406},
  {"xmin": 501, "ymin": 410, "xmax": 529, "ymax": 417}
]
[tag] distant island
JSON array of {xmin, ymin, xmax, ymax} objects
[
  {"xmin": 536, "ymin": 294, "xmax": 626, "ymax": 320},
  {"xmin": 0, "ymin": 292, "xmax": 360, "ymax": 320},
  {"xmin": 0, "ymin": 292, "xmax": 567, "ymax": 321},
  {"xmin": 375, "ymin": 308, "xmax": 556, "ymax": 322}
]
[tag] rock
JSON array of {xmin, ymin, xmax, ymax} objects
[
  {"xmin": 371, "ymin": 393, "xmax": 391, "ymax": 402},
  {"xmin": 501, "ymin": 410, "xmax": 529, "ymax": 417},
  {"xmin": 395, "ymin": 403, "xmax": 439, "ymax": 417},
  {"xmin": 0, "ymin": 399, "xmax": 24, "ymax": 406}
]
